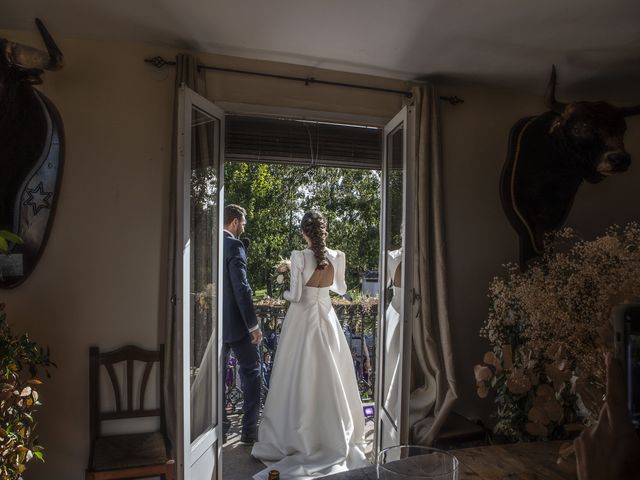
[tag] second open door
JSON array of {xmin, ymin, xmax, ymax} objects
[{"xmin": 375, "ymin": 105, "xmax": 415, "ymax": 456}]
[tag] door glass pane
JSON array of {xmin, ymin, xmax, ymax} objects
[
  {"xmin": 189, "ymin": 106, "xmax": 220, "ymax": 442},
  {"xmin": 380, "ymin": 124, "xmax": 404, "ymax": 450}
]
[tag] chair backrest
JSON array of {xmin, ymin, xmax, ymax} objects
[{"xmin": 89, "ymin": 345, "xmax": 165, "ymax": 442}]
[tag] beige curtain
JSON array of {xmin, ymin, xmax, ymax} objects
[
  {"xmin": 408, "ymin": 84, "xmax": 458, "ymax": 445},
  {"xmin": 163, "ymin": 53, "xmax": 205, "ymax": 453}
]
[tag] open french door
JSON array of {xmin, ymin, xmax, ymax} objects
[
  {"xmin": 375, "ymin": 106, "xmax": 415, "ymax": 455},
  {"xmin": 176, "ymin": 85, "xmax": 225, "ymax": 480}
]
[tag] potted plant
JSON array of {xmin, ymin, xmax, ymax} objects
[
  {"xmin": 0, "ymin": 230, "xmax": 23, "ymax": 255},
  {"xmin": 0, "ymin": 303, "xmax": 54, "ymax": 478}
]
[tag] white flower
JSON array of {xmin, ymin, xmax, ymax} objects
[
  {"xmin": 276, "ymin": 274, "xmax": 284, "ymax": 284},
  {"xmin": 477, "ymin": 222, "xmax": 640, "ymax": 437}
]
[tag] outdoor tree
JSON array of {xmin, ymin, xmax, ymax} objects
[{"xmin": 224, "ymin": 162, "xmax": 381, "ymax": 294}]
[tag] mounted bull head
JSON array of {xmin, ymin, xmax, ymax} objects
[
  {"xmin": 0, "ymin": 19, "xmax": 63, "ymax": 75},
  {"xmin": 500, "ymin": 66, "xmax": 639, "ymax": 267},
  {"xmin": 545, "ymin": 66, "xmax": 640, "ymax": 182},
  {"xmin": 0, "ymin": 19, "xmax": 65, "ymax": 288}
]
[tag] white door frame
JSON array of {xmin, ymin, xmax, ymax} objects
[
  {"xmin": 374, "ymin": 104, "xmax": 415, "ymax": 456},
  {"xmin": 175, "ymin": 98, "xmax": 416, "ymax": 473},
  {"xmin": 176, "ymin": 85, "xmax": 226, "ymax": 480}
]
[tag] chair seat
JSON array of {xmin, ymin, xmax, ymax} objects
[{"xmin": 92, "ymin": 432, "xmax": 169, "ymax": 471}]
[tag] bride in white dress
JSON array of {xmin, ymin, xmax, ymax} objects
[{"xmin": 251, "ymin": 210, "xmax": 369, "ymax": 479}]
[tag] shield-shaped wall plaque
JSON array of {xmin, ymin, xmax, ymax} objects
[
  {"xmin": 0, "ymin": 19, "xmax": 65, "ymax": 288},
  {"xmin": 0, "ymin": 91, "xmax": 65, "ymax": 288}
]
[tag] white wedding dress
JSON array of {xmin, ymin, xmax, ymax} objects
[
  {"xmin": 251, "ymin": 248, "xmax": 369, "ymax": 479},
  {"xmin": 380, "ymin": 249, "xmax": 402, "ymax": 448}
]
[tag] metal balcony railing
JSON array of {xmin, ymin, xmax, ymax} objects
[{"xmin": 225, "ymin": 300, "xmax": 378, "ymax": 413}]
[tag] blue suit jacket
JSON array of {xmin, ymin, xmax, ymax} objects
[{"xmin": 223, "ymin": 231, "xmax": 258, "ymax": 343}]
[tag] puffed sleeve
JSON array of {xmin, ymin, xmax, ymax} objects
[
  {"xmin": 283, "ymin": 250, "xmax": 304, "ymax": 303},
  {"xmin": 331, "ymin": 250, "xmax": 348, "ymax": 296}
]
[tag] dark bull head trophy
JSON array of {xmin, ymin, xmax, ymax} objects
[
  {"xmin": 0, "ymin": 19, "xmax": 64, "ymax": 288},
  {"xmin": 500, "ymin": 66, "xmax": 640, "ymax": 267}
]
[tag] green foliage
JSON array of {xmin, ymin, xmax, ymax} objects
[
  {"xmin": 0, "ymin": 305, "xmax": 54, "ymax": 479},
  {"xmin": 0, "ymin": 231, "xmax": 23, "ymax": 256},
  {"xmin": 225, "ymin": 162, "xmax": 381, "ymax": 292}
]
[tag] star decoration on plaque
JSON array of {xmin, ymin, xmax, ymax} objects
[{"xmin": 23, "ymin": 182, "xmax": 53, "ymax": 216}]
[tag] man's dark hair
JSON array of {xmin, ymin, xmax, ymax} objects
[{"xmin": 224, "ymin": 204, "xmax": 246, "ymax": 226}]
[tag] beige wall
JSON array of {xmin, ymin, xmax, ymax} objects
[
  {"xmin": 440, "ymin": 84, "xmax": 640, "ymax": 420},
  {"xmin": 1, "ymin": 30, "xmax": 638, "ymax": 479}
]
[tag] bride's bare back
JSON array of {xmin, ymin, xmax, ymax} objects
[
  {"xmin": 283, "ymin": 248, "xmax": 348, "ymax": 303},
  {"xmin": 305, "ymin": 261, "xmax": 335, "ymax": 288}
]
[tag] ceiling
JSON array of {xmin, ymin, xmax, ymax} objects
[{"xmin": 2, "ymin": 0, "xmax": 640, "ymax": 101}]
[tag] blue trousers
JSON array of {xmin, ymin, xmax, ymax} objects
[{"xmin": 223, "ymin": 335, "xmax": 261, "ymax": 435}]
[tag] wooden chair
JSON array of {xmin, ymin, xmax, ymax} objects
[{"xmin": 86, "ymin": 345, "xmax": 175, "ymax": 480}]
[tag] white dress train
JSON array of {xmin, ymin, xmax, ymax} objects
[
  {"xmin": 251, "ymin": 248, "xmax": 369, "ymax": 479},
  {"xmin": 380, "ymin": 248, "xmax": 402, "ymax": 448}
]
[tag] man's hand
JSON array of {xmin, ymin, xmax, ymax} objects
[
  {"xmin": 250, "ymin": 328, "xmax": 263, "ymax": 345},
  {"xmin": 574, "ymin": 353, "xmax": 640, "ymax": 480}
]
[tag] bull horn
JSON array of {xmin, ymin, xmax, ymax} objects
[
  {"xmin": 7, "ymin": 19, "xmax": 63, "ymax": 71},
  {"xmin": 35, "ymin": 18, "xmax": 63, "ymax": 70},
  {"xmin": 619, "ymin": 105, "xmax": 640, "ymax": 117},
  {"xmin": 544, "ymin": 65, "xmax": 567, "ymax": 114}
]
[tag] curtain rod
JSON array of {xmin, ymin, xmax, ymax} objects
[{"xmin": 144, "ymin": 56, "xmax": 464, "ymax": 105}]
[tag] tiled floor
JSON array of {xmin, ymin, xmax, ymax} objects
[
  {"xmin": 222, "ymin": 412, "xmax": 376, "ymax": 480},
  {"xmin": 222, "ymin": 435, "xmax": 265, "ymax": 479}
]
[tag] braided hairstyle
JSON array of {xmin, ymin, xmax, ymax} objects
[{"xmin": 301, "ymin": 210, "xmax": 328, "ymax": 270}]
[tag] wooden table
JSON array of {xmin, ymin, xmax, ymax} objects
[{"xmin": 323, "ymin": 441, "xmax": 576, "ymax": 479}]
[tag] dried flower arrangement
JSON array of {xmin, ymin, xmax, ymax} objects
[
  {"xmin": 195, "ymin": 282, "xmax": 215, "ymax": 313},
  {"xmin": 475, "ymin": 223, "xmax": 640, "ymax": 442}
]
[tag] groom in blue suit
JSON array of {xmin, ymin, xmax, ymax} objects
[{"xmin": 223, "ymin": 204, "xmax": 262, "ymax": 445}]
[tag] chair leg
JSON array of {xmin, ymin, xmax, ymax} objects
[{"xmin": 164, "ymin": 464, "xmax": 175, "ymax": 480}]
